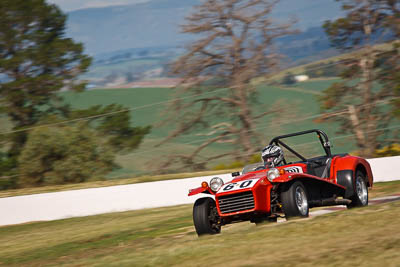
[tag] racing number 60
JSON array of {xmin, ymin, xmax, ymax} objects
[
  {"xmin": 223, "ymin": 184, "xmax": 235, "ymax": 191},
  {"xmin": 240, "ymin": 180, "xmax": 252, "ymax": 188},
  {"xmin": 223, "ymin": 180, "xmax": 254, "ymax": 191}
]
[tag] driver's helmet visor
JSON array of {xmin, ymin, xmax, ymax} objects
[{"xmin": 263, "ymin": 155, "xmax": 277, "ymax": 163}]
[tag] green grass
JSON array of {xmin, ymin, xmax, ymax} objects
[
  {"xmin": 61, "ymin": 87, "xmax": 171, "ymax": 132},
  {"xmin": 368, "ymin": 180, "xmax": 400, "ymax": 198},
  {"xmin": 290, "ymin": 78, "xmax": 341, "ymax": 93},
  {"xmin": 0, "ymin": 181, "xmax": 399, "ymax": 266}
]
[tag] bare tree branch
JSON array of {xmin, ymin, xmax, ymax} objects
[{"xmin": 157, "ymin": 0, "xmax": 295, "ymax": 170}]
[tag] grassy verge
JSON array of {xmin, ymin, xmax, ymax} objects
[
  {"xmin": 0, "ymin": 184, "xmax": 399, "ymax": 266},
  {"xmin": 369, "ymin": 180, "xmax": 400, "ymax": 198}
]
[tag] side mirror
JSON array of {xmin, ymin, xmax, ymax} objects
[{"xmin": 231, "ymin": 172, "xmax": 240, "ymax": 177}]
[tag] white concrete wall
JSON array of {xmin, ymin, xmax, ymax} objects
[
  {"xmin": 367, "ymin": 156, "xmax": 400, "ymax": 182},
  {"xmin": 0, "ymin": 174, "xmax": 232, "ymax": 226},
  {"xmin": 0, "ymin": 156, "xmax": 399, "ymax": 226}
]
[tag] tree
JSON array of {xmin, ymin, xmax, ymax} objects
[
  {"xmin": 11, "ymin": 105, "xmax": 151, "ymax": 186},
  {"xmin": 0, "ymin": 151, "xmax": 17, "ymax": 189},
  {"xmin": 18, "ymin": 124, "xmax": 115, "ymax": 186},
  {"xmin": 158, "ymin": 0, "xmax": 294, "ymax": 171},
  {"xmin": 282, "ymin": 72, "xmax": 296, "ymax": 85},
  {"xmin": 320, "ymin": 0, "xmax": 399, "ymax": 157},
  {"xmin": 0, "ymin": 0, "xmax": 91, "ymax": 156},
  {"xmin": 0, "ymin": 0, "xmax": 151, "ymax": 185},
  {"xmin": 69, "ymin": 104, "xmax": 151, "ymax": 153}
]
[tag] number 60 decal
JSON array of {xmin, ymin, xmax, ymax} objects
[{"xmin": 221, "ymin": 179, "xmax": 257, "ymax": 192}]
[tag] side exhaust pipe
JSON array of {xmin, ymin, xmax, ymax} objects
[{"xmin": 309, "ymin": 198, "xmax": 351, "ymax": 207}]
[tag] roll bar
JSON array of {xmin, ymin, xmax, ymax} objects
[{"xmin": 269, "ymin": 129, "xmax": 332, "ymax": 161}]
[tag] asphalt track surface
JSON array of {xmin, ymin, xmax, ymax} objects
[{"xmin": 308, "ymin": 194, "xmax": 400, "ymax": 218}]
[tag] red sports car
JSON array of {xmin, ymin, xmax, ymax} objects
[{"xmin": 188, "ymin": 129, "xmax": 373, "ymax": 236}]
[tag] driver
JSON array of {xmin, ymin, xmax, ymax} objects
[{"xmin": 261, "ymin": 145, "xmax": 284, "ymax": 168}]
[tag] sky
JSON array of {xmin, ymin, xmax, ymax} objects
[{"xmin": 47, "ymin": 0, "xmax": 150, "ymax": 12}]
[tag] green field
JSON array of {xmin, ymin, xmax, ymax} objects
[
  {"xmin": 60, "ymin": 78, "xmax": 358, "ymax": 177},
  {"xmin": 1, "ymin": 76, "xmax": 395, "ymax": 178},
  {"xmin": 0, "ymin": 181, "xmax": 399, "ymax": 266},
  {"xmin": 2, "ymin": 42, "xmax": 397, "ymax": 179}
]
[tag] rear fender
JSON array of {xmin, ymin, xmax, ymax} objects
[{"xmin": 333, "ymin": 156, "xmax": 374, "ymax": 198}]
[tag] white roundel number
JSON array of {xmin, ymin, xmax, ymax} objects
[
  {"xmin": 220, "ymin": 178, "xmax": 258, "ymax": 192},
  {"xmin": 284, "ymin": 166, "xmax": 303, "ymax": 173}
]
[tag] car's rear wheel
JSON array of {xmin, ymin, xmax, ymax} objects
[
  {"xmin": 193, "ymin": 197, "xmax": 221, "ymax": 236},
  {"xmin": 347, "ymin": 171, "xmax": 368, "ymax": 208},
  {"xmin": 281, "ymin": 181, "xmax": 309, "ymax": 219}
]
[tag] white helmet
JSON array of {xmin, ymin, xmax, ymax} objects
[{"xmin": 261, "ymin": 145, "xmax": 284, "ymax": 168}]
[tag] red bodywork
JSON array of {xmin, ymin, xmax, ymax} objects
[
  {"xmin": 189, "ymin": 155, "xmax": 373, "ymax": 218},
  {"xmin": 332, "ymin": 155, "xmax": 373, "ymax": 186}
]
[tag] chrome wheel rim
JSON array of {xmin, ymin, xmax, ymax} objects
[
  {"xmin": 295, "ymin": 186, "xmax": 308, "ymax": 215},
  {"xmin": 356, "ymin": 176, "xmax": 368, "ymax": 205}
]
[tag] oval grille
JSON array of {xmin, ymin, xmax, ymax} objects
[{"xmin": 217, "ymin": 191, "xmax": 255, "ymax": 214}]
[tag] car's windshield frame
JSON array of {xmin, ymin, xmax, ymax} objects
[{"xmin": 268, "ymin": 129, "xmax": 332, "ymax": 164}]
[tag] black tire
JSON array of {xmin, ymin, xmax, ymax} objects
[
  {"xmin": 347, "ymin": 171, "xmax": 368, "ymax": 208},
  {"xmin": 281, "ymin": 181, "xmax": 309, "ymax": 219},
  {"xmin": 193, "ymin": 197, "xmax": 221, "ymax": 236}
]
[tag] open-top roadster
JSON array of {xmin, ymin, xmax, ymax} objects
[{"xmin": 188, "ymin": 129, "xmax": 373, "ymax": 236}]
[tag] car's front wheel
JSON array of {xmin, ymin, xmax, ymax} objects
[
  {"xmin": 193, "ymin": 197, "xmax": 221, "ymax": 236},
  {"xmin": 347, "ymin": 171, "xmax": 368, "ymax": 208},
  {"xmin": 281, "ymin": 181, "xmax": 309, "ymax": 219}
]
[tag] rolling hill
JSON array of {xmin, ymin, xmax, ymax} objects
[
  {"xmin": 65, "ymin": 0, "xmax": 343, "ymax": 55},
  {"xmin": 64, "ymin": 0, "xmax": 344, "ymax": 86}
]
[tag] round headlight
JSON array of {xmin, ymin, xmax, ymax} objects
[
  {"xmin": 267, "ymin": 168, "xmax": 280, "ymax": 182},
  {"xmin": 210, "ymin": 177, "xmax": 224, "ymax": 192}
]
